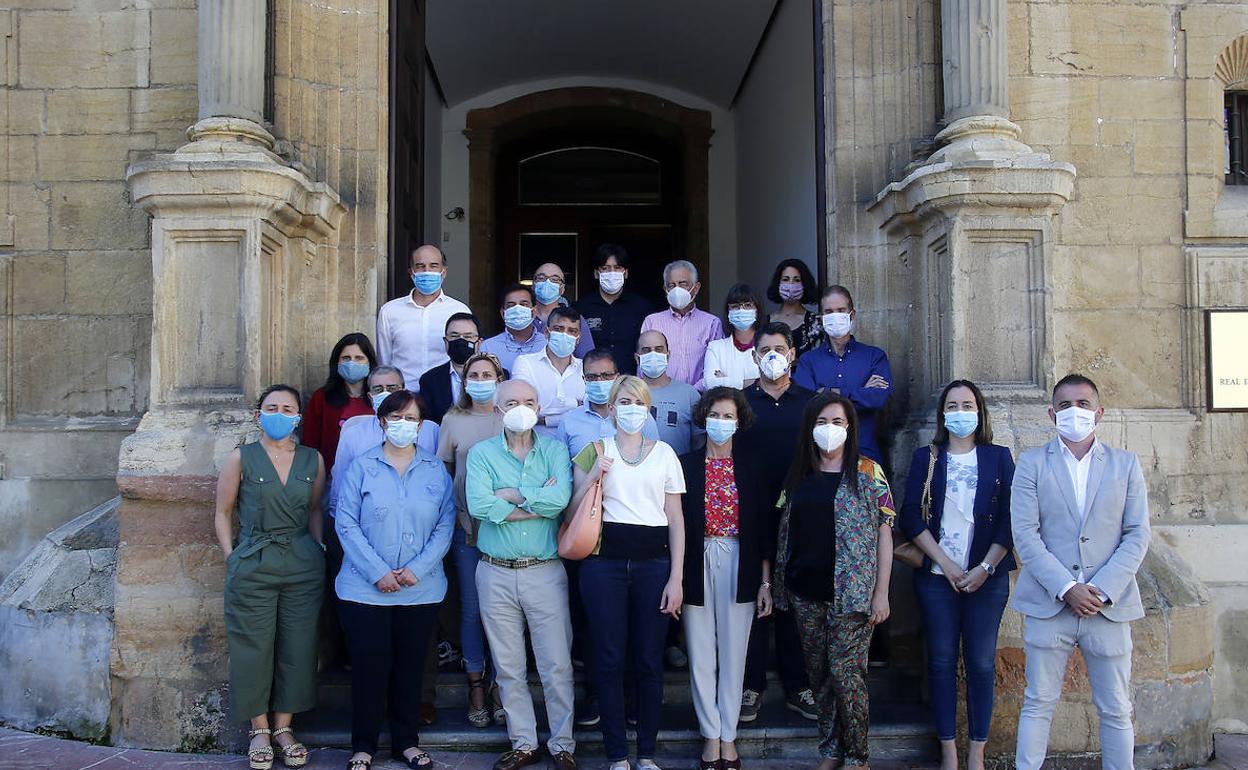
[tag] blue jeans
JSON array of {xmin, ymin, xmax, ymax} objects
[
  {"xmin": 913, "ymin": 569, "xmax": 1010, "ymax": 741},
  {"xmin": 452, "ymin": 527, "xmax": 487, "ymax": 674},
  {"xmin": 580, "ymin": 555, "xmax": 671, "ymax": 762}
]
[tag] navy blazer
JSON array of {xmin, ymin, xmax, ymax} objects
[
  {"xmin": 417, "ymin": 362, "xmax": 455, "ymax": 425},
  {"xmin": 898, "ymin": 442, "xmax": 1017, "ymax": 573}
]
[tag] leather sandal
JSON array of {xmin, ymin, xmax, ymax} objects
[
  {"xmin": 271, "ymin": 727, "xmax": 308, "ymax": 768},
  {"xmin": 467, "ymin": 674, "xmax": 491, "ymax": 728},
  {"xmin": 401, "ymin": 748, "xmax": 433, "ymax": 768},
  {"xmin": 247, "ymin": 728, "xmax": 274, "ymax": 770}
]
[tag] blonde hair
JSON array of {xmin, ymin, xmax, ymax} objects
[
  {"xmin": 609, "ymin": 375, "xmax": 652, "ymax": 411},
  {"xmin": 449, "ymin": 352, "xmax": 506, "ymax": 414}
]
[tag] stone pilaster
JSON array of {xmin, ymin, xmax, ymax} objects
[{"xmin": 186, "ymin": 0, "xmax": 274, "ymax": 150}]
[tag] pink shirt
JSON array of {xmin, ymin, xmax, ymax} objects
[{"xmin": 640, "ymin": 307, "xmax": 725, "ymax": 387}]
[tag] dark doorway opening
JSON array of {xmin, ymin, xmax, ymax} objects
[{"xmin": 386, "ymin": 0, "xmax": 426, "ymax": 297}]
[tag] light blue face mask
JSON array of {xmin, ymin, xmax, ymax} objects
[
  {"xmin": 465, "ymin": 379, "xmax": 497, "ymax": 403},
  {"xmin": 727, "ymin": 308, "xmax": 757, "ymax": 332},
  {"xmin": 534, "ymin": 279, "xmax": 562, "ymax": 305},
  {"xmin": 503, "ymin": 304, "xmax": 534, "ymax": 331},
  {"xmin": 337, "ymin": 360, "xmax": 369, "ymax": 384},
  {"xmin": 258, "ymin": 411, "xmax": 301, "ymax": 441},
  {"xmin": 705, "ymin": 417, "xmax": 737, "ymax": 445},
  {"xmin": 412, "ymin": 271, "xmax": 443, "ymax": 295},
  {"xmin": 944, "ymin": 410, "xmax": 979, "ymax": 438},
  {"xmin": 547, "ymin": 330, "xmax": 577, "ymax": 358},
  {"xmin": 585, "ymin": 379, "xmax": 615, "ymax": 405},
  {"xmin": 614, "ymin": 403, "xmax": 649, "ymax": 434},
  {"xmin": 371, "ymin": 390, "xmax": 393, "ymax": 411},
  {"xmin": 638, "ymin": 351, "xmax": 668, "ymax": 379},
  {"xmin": 384, "ymin": 418, "xmax": 421, "ymax": 448}
]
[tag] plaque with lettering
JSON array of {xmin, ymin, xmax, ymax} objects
[{"xmin": 1206, "ymin": 310, "xmax": 1248, "ymax": 412}]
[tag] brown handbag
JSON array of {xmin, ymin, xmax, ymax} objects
[
  {"xmin": 558, "ymin": 442, "xmax": 606, "ymax": 560},
  {"xmin": 893, "ymin": 445, "xmax": 938, "ymax": 570}
]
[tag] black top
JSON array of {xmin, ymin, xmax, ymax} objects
[
  {"xmin": 678, "ymin": 446, "xmax": 774, "ymax": 606},
  {"xmin": 599, "ymin": 522, "xmax": 669, "ymax": 560},
  {"xmin": 739, "ymin": 382, "xmax": 815, "ymax": 515},
  {"xmin": 575, "ymin": 290, "xmax": 654, "ymax": 374},
  {"xmin": 785, "ymin": 471, "xmax": 842, "ymax": 602},
  {"xmin": 416, "ymin": 362, "xmax": 455, "ymax": 425}
]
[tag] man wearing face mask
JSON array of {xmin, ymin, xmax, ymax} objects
[
  {"xmin": 1011, "ymin": 374, "xmax": 1150, "ymax": 770},
  {"xmin": 736, "ymin": 322, "xmax": 817, "ymax": 722},
  {"xmin": 481, "ymin": 284, "xmax": 545, "ymax": 372},
  {"xmin": 466, "ymin": 380, "xmax": 577, "ymax": 770},
  {"xmin": 575, "ymin": 244, "xmax": 653, "ymax": 375},
  {"xmin": 417, "ymin": 313, "xmax": 481, "ymax": 424},
  {"xmin": 793, "ymin": 285, "xmax": 892, "ymax": 464},
  {"xmin": 640, "ymin": 260, "xmax": 724, "ymax": 387},
  {"xmin": 556, "ymin": 349, "xmax": 660, "ymax": 457},
  {"xmin": 512, "ymin": 306, "xmax": 588, "ymax": 437},
  {"xmin": 636, "ymin": 330, "xmax": 704, "ymax": 455},
  {"xmin": 531, "ymin": 262, "xmax": 596, "ymax": 359},
  {"xmin": 376, "ymin": 245, "xmax": 471, "ymax": 388}
]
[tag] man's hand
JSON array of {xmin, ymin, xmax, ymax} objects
[
  {"xmin": 756, "ymin": 584, "xmax": 773, "ymax": 619},
  {"xmin": 865, "ymin": 374, "xmax": 890, "ymax": 390},
  {"xmin": 544, "ymin": 476, "xmax": 557, "ymax": 487},
  {"xmin": 393, "ymin": 567, "xmax": 418, "ymax": 587},
  {"xmin": 1064, "ymin": 583, "xmax": 1105, "ymax": 617},
  {"xmin": 504, "ymin": 510, "xmax": 539, "ymax": 522},
  {"xmin": 495, "ymin": 487, "xmax": 525, "ymax": 505}
]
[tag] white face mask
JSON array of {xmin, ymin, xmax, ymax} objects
[
  {"xmin": 502, "ymin": 404, "xmax": 539, "ymax": 433},
  {"xmin": 758, "ymin": 350, "xmax": 790, "ymax": 381},
  {"xmin": 614, "ymin": 403, "xmax": 649, "ymax": 434},
  {"xmin": 598, "ymin": 271, "xmax": 625, "ymax": 294},
  {"xmin": 666, "ymin": 286, "xmax": 693, "ymax": 311},
  {"xmin": 1054, "ymin": 406, "xmax": 1097, "ymax": 443},
  {"xmin": 813, "ymin": 423, "xmax": 848, "ymax": 453},
  {"xmin": 822, "ymin": 312, "xmax": 853, "ymax": 338}
]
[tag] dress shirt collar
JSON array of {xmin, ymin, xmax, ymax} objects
[
  {"xmin": 537, "ymin": 350, "xmax": 582, "ymax": 374},
  {"xmin": 404, "ymin": 289, "xmax": 446, "ymax": 308},
  {"xmin": 666, "ymin": 305, "xmax": 702, "ymax": 319},
  {"xmin": 1058, "ymin": 436, "xmax": 1098, "ymax": 466},
  {"xmin": 825, "ymin": 335, "xmax": 858, "ymax": 356}
]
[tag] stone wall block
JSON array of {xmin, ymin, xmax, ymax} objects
[
  {"xmin": 6, "ymin": 136, "xmax": 38, "ymax": 182},
  {"xmin": 11, "ymin": 253, "xmax": 66, "ymax": 314},
  {"xmin": 150, "ymin": 8, "xmax": 197, "ymax": 85},
  {"xmin": 46, "ymin": 89, "xmax": 130, "ymax": 134},
  {"xmin": 1168, "ymin": 605, "xmax": 1215, "ymax": 674},
  {"xmin": 37, "ymin": 134, "xmax": 158, "ymax": 182},
  {"xmin": 18, "ymin": 11, "xmax": 151, "ymax": 89},
  {"xmin": 50, "ymin": 181, "xmax": 150, "ymax": 250},
  {"xmin": 64, "ymin": 250, "xmax": 153, "ymax": 316},
  {"xmin": 7, "ymin": 89, "xmax": 46, "ymax": 134},
  {"xmin": 1029, "ymin": 4, "xmax": 1176, "ymax": 79},
  {"xmin": 131, "ymin": 88, "xmax": 199, "ymax": 149},
  {"xmin": 12, "ymin": 316, "xmax": 143, "ymax": 416}
]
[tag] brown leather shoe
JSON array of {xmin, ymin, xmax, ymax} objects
[
  {"xmin": 492, "ymin": 748, "xmax": 542, "ymax": 770},
  {"xmin": 550, "ymin": 751, "xmax": 577, "ymax": 770}
]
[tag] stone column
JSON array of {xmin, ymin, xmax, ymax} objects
[{"xmin": 186, "ymin": 0, "xmax": 274, "ymax": 149}]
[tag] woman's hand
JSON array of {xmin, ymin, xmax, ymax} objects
[
  {"xmin": 393, "ymin": 567, "xmax": 418, "ymax": 587},
  {"xmin": 375, "ymin": 572, "xmax": 401, "ymax": 593},
  {"xmin": 868, "ymin": 591, "xmax": 890, "ymax": 625},
  {"xmin": 660, "ymin": 578, "xmax": 683, "ymax": 619},
  {"xmin": 756, "ymin": 584, "xmax": 773, "ymax": 618},
  {"xmin": 940, "ymin": 560, "xmax": 966, "ymax": 592},
  {"xmin": 591, "ymin": 454, "xmax": 614, "ymax": 481},
  {"xmin": 956, "ymin": 565, "xmax": 989, "ymax": 593}
]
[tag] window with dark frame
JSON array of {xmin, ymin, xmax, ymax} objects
[{"xmin": 1226, "ymin": 90, "xmax": 1248, "ymax": 185}]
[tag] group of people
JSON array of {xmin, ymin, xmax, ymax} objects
[{"xmin": 214, "ymin": 243, "xmax": 1152, "ymax": 770}]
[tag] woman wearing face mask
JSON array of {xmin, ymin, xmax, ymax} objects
[
  {"xmin": 214, "ymin": 384, "xmax": 326, "ymax": 770},
  {"xmin": 701, "ymin": 283, "xmax": 763, "ymax": 392},
  {"xmin": 766, "ymin": 260, "xmax": 822, "ymax": 357},
  {"xmin": 303, "ymin": 333, "xmax": 378, "ymax": 476},
  {"xmin": 773, "ymin": 392, "xmax": 895, "ymax": 770},
  {"xmin": 678, "ymin": 387, "xmax": 772, "ymax": 770},
  {"xmin": 335, "ymin": 390, "xmax": 455, "ymax": 770},
  {"xmin": 569, "ymin": 376, "xmax": 686, "ymax": 770},
  {"xmin": 436, "ymin": 353, "xmax": 508, "ymax": 727},
  {"xmin": 898, "ymin": 380, "xmax": 1015, "ymax": 770}
]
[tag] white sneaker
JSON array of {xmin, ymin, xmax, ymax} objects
[{"xmin": 739, "ymin": 689, "xmax": 761, "ymax": 723}]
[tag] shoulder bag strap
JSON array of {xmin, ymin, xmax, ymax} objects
[{"xmin": 920, "ymin": 444, "xmax": 938, "ymax": 523}]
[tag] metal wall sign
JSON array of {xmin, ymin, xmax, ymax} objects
[{"xmin": 1206, "ymin": 309, "xmax": 1248, "ymax": 412}]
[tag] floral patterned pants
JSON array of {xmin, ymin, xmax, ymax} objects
[{"xmin": 791, "ymin": 599, "xmax": 874, "ymax": 763}]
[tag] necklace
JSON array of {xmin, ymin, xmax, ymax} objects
[{"xmin": 617, "ymin": 438, "xmax": 649, "ymax": 466}]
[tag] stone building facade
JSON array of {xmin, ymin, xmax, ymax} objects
[{"xmin": 0, "ymin": 0, "xmax": 1244, "ymax": 764}]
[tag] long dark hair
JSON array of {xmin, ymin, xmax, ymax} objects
[
  {"xmin": 765, "ymin": 258, "xmax": 818, "ymax": 305},
  {"xmin": 783, "ymin": 391, "xmax": 861, "ymax": 500},
  {"xmin": 932, "ymin": 379, "xmax": 994, "ymax": 446},
  {"xmin": 322, "ymin": 332, "xmax": 378, "ymax": 408}
]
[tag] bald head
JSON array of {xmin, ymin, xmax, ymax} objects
[
  {"xmin": 410, "ymin": 244, "xmax": 445, "ymax": 270},
  {"xmin": 534, "ymin": 262, "xmax": 564, "ymax": 280},
  {"xmin": 636, "ymin": 329, "xmax": 669, "ymax": 355},
  {"xmin": 496, "ymin": 379, "xmax": 539, "ymax": 414}
]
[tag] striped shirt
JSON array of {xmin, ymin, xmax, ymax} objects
[{"xmin": 639, "ymin": 307, "xmax": 724, "ymax": 387}]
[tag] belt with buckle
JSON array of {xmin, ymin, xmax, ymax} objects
[{"xmin": 480, "ymin": 554, "xmax": 558, "ymax": 570}]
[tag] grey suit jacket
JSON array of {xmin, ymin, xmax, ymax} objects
[{"xmin": 1010, "ymin": 437, "xmax": 1151, "ymax": 622}]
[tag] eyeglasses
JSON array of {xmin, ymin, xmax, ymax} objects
[
  {"xmin": 446, "ymin": 331, "xmax": 480, "ymax": 342},
  {"xmin": 534, "ymin": 273, "xmax": 565, "ymax": 285},
  {"xmin": 368, "ymin": 384, "xmax": 404, "ymax": 395},
  {"xmin": 583, "ymin": 372, "xmax": 618, "ymax": 382},
  {"xmin": 386, "ymin": 415, "xmax": 421, "ymax": 423}
]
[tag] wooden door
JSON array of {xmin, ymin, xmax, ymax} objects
[{"xmin": 388, "ymin": 0, "xmax": 425, "ymax": 297}]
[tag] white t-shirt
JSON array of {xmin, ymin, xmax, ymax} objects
[
  {"xmin": 932, "ymin": 449, "xmax": 978, "ymax": 574},
  {"xmin": 701, "ymin": 336, "xmax": 761, "ymax": 391},
  {"xmin": 600, "ymin": 437, "xmax": 686, "ymax": 527}
]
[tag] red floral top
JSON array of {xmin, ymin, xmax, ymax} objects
[{"xmin": 704, "ymin": 458, "xmax": 740, "ymax": 537}]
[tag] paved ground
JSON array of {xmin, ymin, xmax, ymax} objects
[{"xmin": 1, "ymin": 728, "xmax": 1244, "ymax": 770}]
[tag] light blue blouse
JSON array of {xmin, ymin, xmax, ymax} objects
[{"xmin": 334, "ymin": 444, "xmax": 455, "ymax": 606}]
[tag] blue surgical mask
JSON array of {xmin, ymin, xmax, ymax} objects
[
  {"xmin": 465, "ymin": 379, "xmax": 497, "ymax": 403},
  {"xmin": 258, "ymin": 411, "xmax": 300, "ymax": 441},
  {"xmin": 547, "ymin": 330, "xmax": 577, "ymax": 358},
  {"xmin": 337, "ymin": 360, "xmax": 369, "ymax": 384},
  {"xmin": 371, "ymin": 391, "xmax": 393, "ymax": 411},
  {"xmin": 944, "ymin": 410, "xmax": 979, "ymax": 438},
  {"xmin": 534, "ymin": 279, "xmax": 562, "ymax": 305},
  {"xmin": 705, "ymin": 417, "xmax": 737, "ymax": 445},
  {"xmin": 503, "ymin": 304, "xmax": 534, "ymax": 331},
  {"xmin": 727, "ymin": 308, "xmax": 757, "ymax": 331},
  {"xmin": 638, "ymin": 351, "xmax": 668, "ymax": 379},
  {"xmin": 614, "ymin": 404, "xmax": 649, "ymax": 434},
  {"xmin": 412, "ymin": 271, "xmax": 443, "ymax": 295},
  {"xmin": 384, "ymin": 418, "xmax": 420, "ymax": 448},
  {"xmin": 585, "ymin": 379, "xmax": 615, "ymax": 405}
]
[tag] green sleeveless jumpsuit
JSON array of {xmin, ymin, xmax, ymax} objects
[{"xmin": 224, "ymin": 442, "xmax": 325, "ymax": 718}]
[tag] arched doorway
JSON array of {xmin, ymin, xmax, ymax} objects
[{"xmin": 464, "ymin": 87, "xmax": 713, "ymax": 325}]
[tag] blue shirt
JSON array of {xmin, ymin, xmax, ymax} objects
[
  {"xmin": 334, "ymin": 445, "xmax": 455, "ymax": 606},
  {"xmin": 466, "ymin": 432, "xmax": 573, "ymax": 560},
  {"xmin": 792, "ymin": 337, "xmax": 893, "ymax": 462},
  {"xmin": 555, "ymin": 402, "xmax": 660, "ymax": 458},
  {"xmin": 479, "ymin": 328, "xmax": 546, "ymax": 373},
  {"xmin": 329, "ymin": 414, "xmax": 440, "ymax": 515}
]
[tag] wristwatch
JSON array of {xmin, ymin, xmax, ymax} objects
[{"xmin": 979, "ymin": 561, "xmax": 995, "ymax": 576}]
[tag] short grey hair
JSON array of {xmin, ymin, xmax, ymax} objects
[
  {"xmin": 368, "ymin": 365, "xmax": 405, "ymax": 386},
  {"xmin": 663, "ymin": 259, "xmax": 698, "ymax": 285}
]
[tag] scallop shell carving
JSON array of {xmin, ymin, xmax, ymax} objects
[{"xmin": 1216, "ymin": 34, "xmax": 1248, "ymax": 89}]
